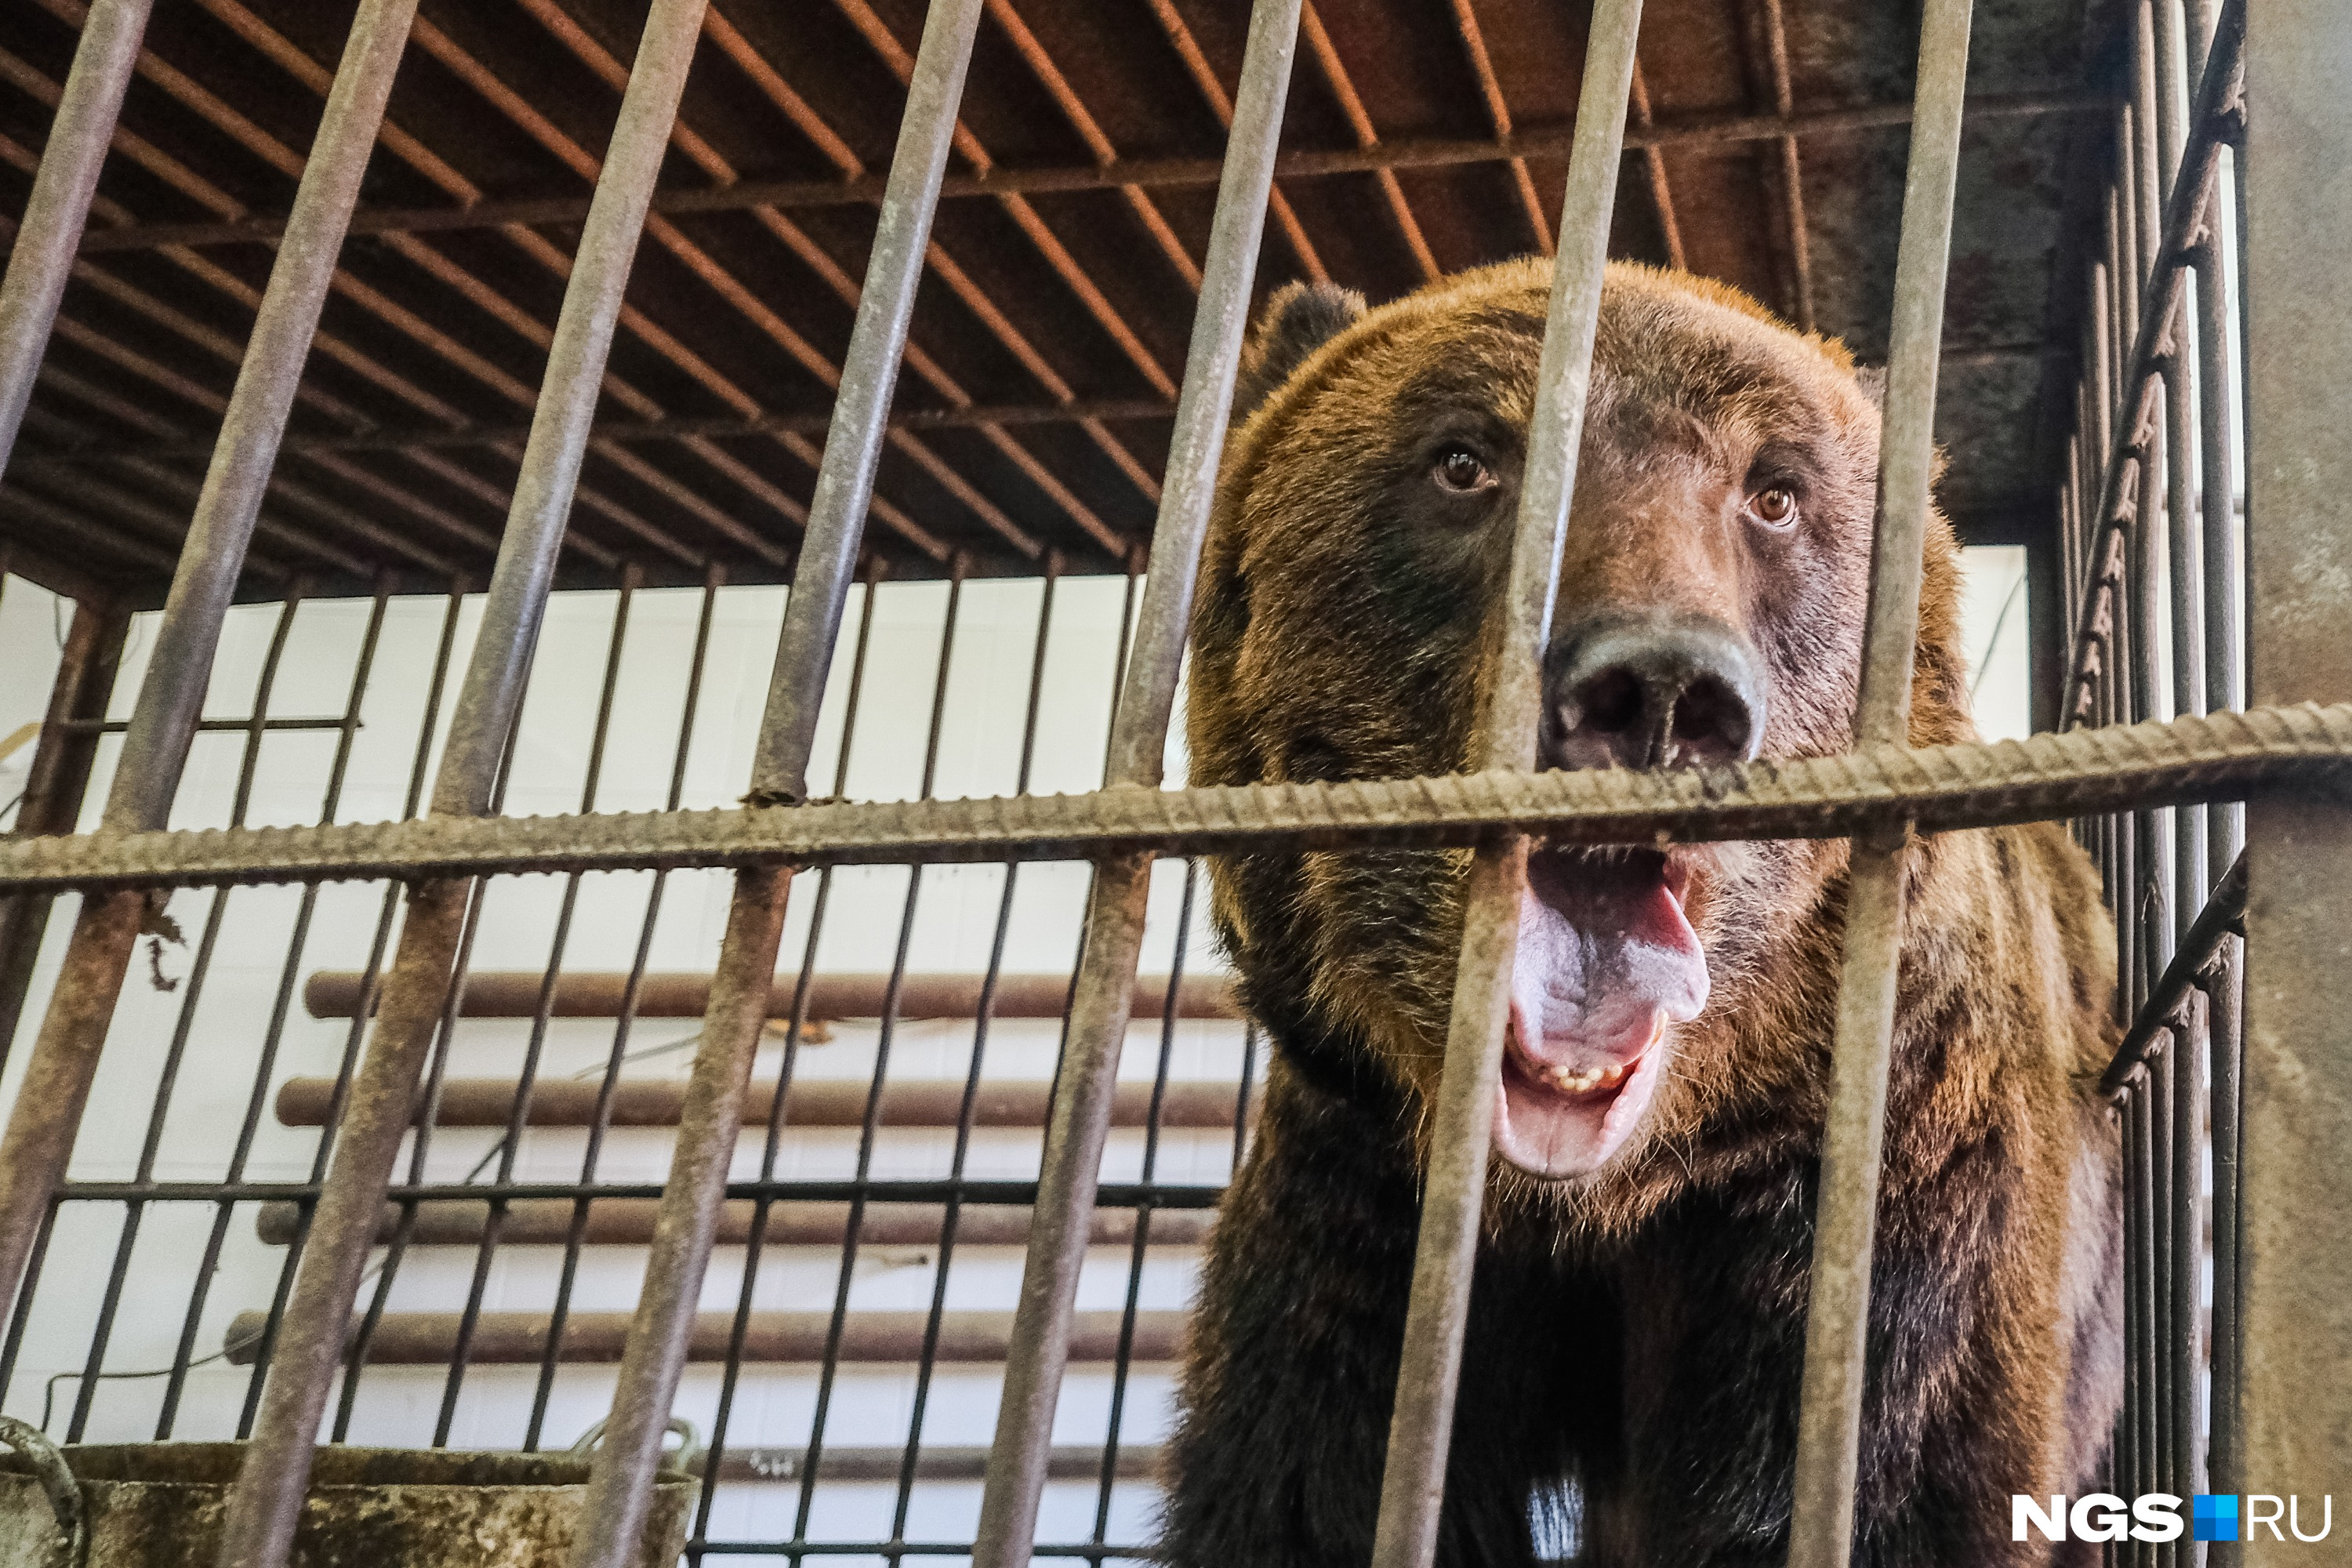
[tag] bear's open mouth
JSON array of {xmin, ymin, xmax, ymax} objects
[{"xmin": 1494, "ymin": 847, "xmax": 1711, "ymax": 1180}]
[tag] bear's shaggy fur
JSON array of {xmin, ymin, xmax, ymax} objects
[{"xmin": 1162, "ymin": 260, "xmax": 2121, "ymax": 1567}]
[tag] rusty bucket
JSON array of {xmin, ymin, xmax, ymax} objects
[{"xmin": 0, "ymin": 1418, "xmax": 693, "ymax": 1566}]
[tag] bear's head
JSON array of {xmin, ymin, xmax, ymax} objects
[{"xmin": 1189, "ymin": 259, "xmax": 1973, "ymax": 1208}]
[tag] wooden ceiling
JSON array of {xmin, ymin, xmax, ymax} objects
[{"xmin": 0, "ymin": 0, "xmax": 2120, "ymax": 607}]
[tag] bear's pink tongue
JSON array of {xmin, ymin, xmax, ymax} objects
[{"xmin": 1494, "ymin": 851, "xmax": 1709, "ymax": 1178}]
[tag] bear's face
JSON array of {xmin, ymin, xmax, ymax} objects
[{"xmin": 1189, "ymin": 260, "xmax": 1973, "ymax": 1195}]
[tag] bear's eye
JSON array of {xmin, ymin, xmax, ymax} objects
[
  {"xmin": 1746, "ymin": 485, "xmax": 1800, "ymax": 529},
  {"xmin": 1431, "ymin": 445, "xmax": 1495, "ymax": 495}
]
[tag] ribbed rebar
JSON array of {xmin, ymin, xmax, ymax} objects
[{"xmin": 0, "ymin": 704, "xmax": 2340, "ymax": 896}]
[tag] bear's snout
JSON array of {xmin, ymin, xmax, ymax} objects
[{"xmin": 1541, "ymin": 609, "xmax": 1766, "ymax": 771}]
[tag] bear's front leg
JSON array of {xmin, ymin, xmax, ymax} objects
[{"xmin": 1160, "ymin": 1061, "xmax": 1581, "ymax": 1568}]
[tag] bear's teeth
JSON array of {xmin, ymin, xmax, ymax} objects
[{"xmin": 1546, "ymin": 1061, "xmax": 1627, "ymax": 1095}]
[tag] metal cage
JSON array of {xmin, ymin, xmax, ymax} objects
[{"xmin": 0, "ymin": 0, "xmax": 2343, "ymax": 1565}]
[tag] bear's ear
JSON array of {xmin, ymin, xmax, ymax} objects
[
  {"xmin": 1232, "ymin": 280, "xmax": 1367, "ymax": 424},
  {"xmin": 1853, "ymin": 364, "xmax": 1887, "ymax": 412}
]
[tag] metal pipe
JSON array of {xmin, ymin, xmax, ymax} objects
[
  {"xmin": 203, "ymin": 0, "xmax": 710, "ymax": 1560},
  {"xmin": 0, "ymin": 0, "xmax": 151, "ymax": 480},
  {"xmin": 298, "ymin": 967, "xmax": 1239, "ymax": 1022},
  {"xmin": 565, "ymin": 5, "xmax": 985, "ymax": 1563},
  {"xmin": 1784, "ymin": 2, "xmax": 1973, "ymax": 1563},
  {"xmin": 0, "ymin": 0, "xmax": 422, "ymax": 1349},
  {"xmin": 2236, "ymin": 0, "xmax": 2352, "ymax": 1530},
  {"xmin": 970, "ymin": 5, "xmax": 1303, "ymax": 1564},
  {"xmin": 1363, "ymin": 4, "xmax": 1642, "ymax": 1565}
]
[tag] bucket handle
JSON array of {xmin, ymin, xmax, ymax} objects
[
  {"xmin": 569, "ymin": 1416, "xmax": 703, "ymax": 1477},
  {"xmin": 0, "ymin": 1417, "xmax": 85, "ymax": 1568}
]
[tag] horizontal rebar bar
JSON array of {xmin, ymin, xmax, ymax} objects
[
  {"xmin": 0, "ymin": 704, "xmax": 2342, "ymax": 895},
  {"xmin": 66, "ymin": 90, "xmax": 2107, "ymax": 256}
]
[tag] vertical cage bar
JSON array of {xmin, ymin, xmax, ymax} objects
[
  {"xmin": 67, "ymin": 588, "xmax": 305, "ymax": 1442},
  {"xmin": 154, "ymin": 576, "xmax": 397, "ymax": 1440},
  {"xmin": 431, "ymin": 567, "xmax": 641, "ymax": 1446},
  {"xmin": 2171, "ymin": 996, "xmax": 2207, "ymax": 1565},
  {"xmin": 686, "ymin": 568, "xmax": 873, "ymax": 1552},
  {"xmin": 0, "ymin": 0, "xmax": 421, "ymax": 1337},
  {"xmin": 524, "ymin": 565, "xmax": 722, "ymax": 1452},
  {"xmin": 569, "ymin": 4, "xmax": 986, "ymax": 1562},
  {"xmin": 971, "ymin": 5, "xmax": 1304, "ymax": 1564},
  {"xmin": 2194, "ymin": 218, "xmax": 2243, "ymax": 870},
  {"xmin": 2237, "ymin": 0, "xmax": 2352, "ymax": 1539},
  {"xmin": 2205, "ymin": 951, "xmax": 2243, "ymax": 1546},
  {"xmin": 1363, "ymin": 5, "xmax": 1642, "ymax": 1566},
  {"xmin": 1783, "ymin": 4, "xmax": 1973, "ymax": 1566},
  {"xmin": 880, "ymin": 559, "xmax": 1061, "ymax": 1566},
  {"xmin": 783, "ymin": 561, "xmax": 967, "ymax": 1552},
  {"xmin": 0, "ymin": 0, "xmax": 152, "ymax": 481},
  {"xmin": 210, "ymin": 0, "xmax": 710, "ymax": 1559},
  {"xmin": 0, "ymin": 601, "xmax": 127, "ymax": 1071}
]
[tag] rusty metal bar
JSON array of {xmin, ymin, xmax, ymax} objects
[
  {"xmin": 0, "ymin": 703, "xmax": 2344, "ymax": 897},
  {"xmin": 1365, "ymin": 3, "xmax": 1641, "ymax": 1565},
  {"xmin": 67, "ymin": 90, "xmax": 2111, "ymax": 256},
  {"xmin": 0, "ymin": 0, "xmax": 151, "ymax": 480},
  {"xmin": 2102, "ymin": 851, "xmax": 2242, "ymax": 1094},
  {"xmin": 0, "ymin": 601, "xmax": 125, "ymax": 1074},
  {"xmin": 0, "ymin": 0, "xmax": 421, "ymax": 1353},
  {"xmin": 202, "ymin": 0, "xmax": 709, "ymax": 1561},
  {"xmin": 969, "ymin": 5, "xmax": 1302, "ymax": 1564},
  {"xmin": 565, "ymin": 4, "xmax": 985, "ymax": 1564},
  {"xmin": 2237, "ymin": 0, "xmax": 2352, "ymax": 1527},
  {"xmin": 1752, "ymin": 0, "xmax": 1816, "ymax": 330},
  {"xmin": 1784, "ymin": 1, "xmax": 1973, "ymax": 1563},
  {"xmin": 1446, "ymin": 0, "xmax": 1548, "ymax": 252},
  {"xmin": 1300, "ymin": 2, "xmax": 1439, "ymax": 281},
  {"xmin": 299, "ymin": 967, "xmax": 1237, "ymax": 1021},
  {"xmin": 1628, "ymin": 61, "xmax": 1689, "ymax": 271}
]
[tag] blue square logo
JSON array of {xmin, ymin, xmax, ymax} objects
[{"xmin": 2194, "ymin": 1495, "xmax": 2239, "ymax": 1542}]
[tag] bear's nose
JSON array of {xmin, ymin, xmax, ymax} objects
[{"xmin": 1541, "ymin": 611, "xmax": 1766, "ymax": 771}]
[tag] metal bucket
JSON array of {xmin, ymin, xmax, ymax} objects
[{"xmin": 0, "ymin": 1418, "xmax": 693, "ymax": 1567}]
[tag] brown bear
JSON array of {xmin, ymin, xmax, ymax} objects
[{"xmin": 1161, "ymin": 260, "xmax": 2121, "ymax": 1567}]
